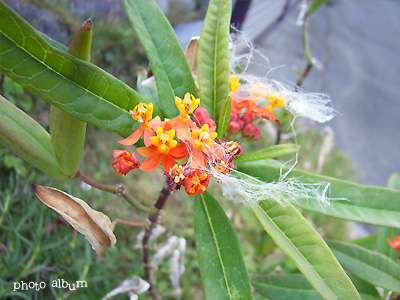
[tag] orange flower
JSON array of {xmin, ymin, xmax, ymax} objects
[
  {"xmin": 118, "ymin": 102, "xmax": 162, "ymax": 147},
  {"xmin": 189, "ymin": 124, "xmax": 219, "ymax": 169},
  {"xmin": 137, "ymin": 127, "xmax": 188, "ymax": 172},
  {"xmin": 232, "ymin": 99, "xmax": 248, "ymax": 115},
  {"xmin": 182, "ymin": 169, "xmax": 210, "ymax": 195},
  {"xmin": 112, "ymin": 150, "xmax": 140, "ymax": 175},
  {"xmin": 168, "ymin": 93, "xmax": 199, "ymax": 140},
  {"xmin": 387, "ymin": 235, "xmax": 400, "ymax": 259}
]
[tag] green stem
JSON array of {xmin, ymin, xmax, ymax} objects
[{"xmin": 302, "ymin": 13, "xmax": 313, "ymax": 65}]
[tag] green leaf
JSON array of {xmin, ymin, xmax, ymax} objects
[
  {"xmin": 237, "ymin": 160, "xmax": 400, "ymax": 228},
  {"xmin": 308, "ymin": 0, "xmax": 329, "ymax": 14},
  {"xmin": 253, "ymin": 274, "xmax": 380, "ymax": 300},
  {"xmin": 327, "ymin": 240, "xmax": 400, "ymax": 293},
  {"xmin": 251, "ymin": 200, "xmax": 360, "ymax": 300},
  {"xmin": 122, "ymin": 0, "xmax": 197, "ymax": 118},
  {"xmin": 376, "ymin": 174, "xmax": 400, "ymax": 261},
  {"xmin": 217, "ymin": 97, "xmax": 232, "ymax": 137},
  {"xmin": 0, "ymin": 2, "xmax": 160, "ymax": 137},
  {"xmin": 352, "ymin": 234, "xmax": 377, "ymax": 251},
  {"xmin": 0, "ymin": 96, "xmax": 68, "ymax": 180},
  {"xmin": 197, "ymin": 0, "xmax": 231, "ymax": 124},
  {"xmin": 50, "ymin": 19, "xmax": 93, "ymax": 177},
  {"xmin": 235, "ymin": 144, "xmax": 300, "ymax": 163},
  {"xmin": 195, "ymin": 191, "xmax": 254, "ymax": 300}
]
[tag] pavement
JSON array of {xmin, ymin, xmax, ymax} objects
[{"xmin": 242, "ymin": 0, "xmax": 400, "ymax": 187}]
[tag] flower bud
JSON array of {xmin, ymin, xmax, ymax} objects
[
  {"xmin": 242, "ymin": 123, "xmax": 256, "ymax": 138},
  {"xmin": 238, "ymin": 119, "xmax": 245, "ymax": 130},
  {"xmin": 240, "ymin": 113, "xmax": 254, "ymax": 125},
  {"xmin": 112, "ymin": 150, "xmax": 140, "ymax": 175},
  {"xmin": 227, "ymin": 121, "xmax": 240, "ymax": 134},
  {"xmin": 193, "ymin": 107, "xmax": 210, "ymax": 127},
  {"xmin": 229, "ymin": 112, "xmax": 239, "ymax": 123},
  {"xmin": 251, "ymin": 128, "xmax": 262, "ymax": 141},
  {"xmin": 206, "ymin": 118, "xmax": 216, "ymax": 129}
]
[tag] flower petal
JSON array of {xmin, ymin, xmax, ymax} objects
[
  {"xmin": 137, "ymin": 146, "xmax": 156, "ymax": 157},
  {"xmin": 162, "ymin": 154, "xmax": 176, "ymax": 172},
  {"xmin": 170, "ymin": 143, "xmax": 188, "ymax": 159},
  {"xmin": 143, "ymin": 127, "xmax": 156, "ymax": 147},
  {"xmin": 140, "ymin": 151, "xmax": 163, "ymax": 172},
  {"xmin": 118, "ymin": 127, "xmax": 144, "ymax": 146}
]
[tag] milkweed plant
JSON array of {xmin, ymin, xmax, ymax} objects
[{"xmin": 1, "ymin": 0, "xmax": 400, "ymax": 299}]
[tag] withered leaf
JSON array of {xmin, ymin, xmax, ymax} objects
[
  {"xmin": 185, "ymin": 36, "xmax": 199, "ymax": 74},
  {"xmin": 33, "ymin": 184, "xmax": 116, "ymax": 255}
]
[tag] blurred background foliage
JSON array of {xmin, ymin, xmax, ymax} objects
[{"xmin": 0, "ymin": 0, "xmax": 362, "ymax": 299}]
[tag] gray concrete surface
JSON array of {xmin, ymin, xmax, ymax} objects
[{"xmin": 244, "ymin": 0, "xmax": 400, "ymax": 187}]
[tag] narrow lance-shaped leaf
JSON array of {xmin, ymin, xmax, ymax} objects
[
  {"xmin": 377, "ymin": 173, "xmax": 400, "ymax": 261},
  {"xmin": 0, "ymin": 96, "xmax": 68, "ymax": 180},
  {"xmin": 195, "ymin": 191, "xmax": 254, "ymax": 300},
  {"xmin": 122, "ymin": 0, "xmax": 198, "ymax": 118},
  {"xmin": 237, "ymin": 160, "xmax": 400, "ymax": 228},
  {"xmin": 253, "ymin": 274, "xmax": 381, "ymax": 300},
  {"xmin": 197, "ymin": 0, "xmax": 231, "ymax": 124},
  {"xmin": 217, "ymin": 97, "xmax": 232, "ymax": 137},
  {"xmin": 251, "ymin": 199, "xmax": 361, "ymax": 300},
  {"xmin": 327, "ymin": 240, "xmax": 400, "ymax": 293},
  {"xmin": 234, "ymin": 144, "xmax": 300, "ymax": 163},
  {"xmin": 0, "ymin": 2, "xmax": 161, "ymax": 137},
  {"xmin": 50, "ymin": 19, "xmax": 92, "ymax": 177}
]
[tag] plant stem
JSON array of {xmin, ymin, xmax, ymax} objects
[
  {"xmin": 296, "ymin": 13, "xmax": 314, "ymax": 88},
  {"xmin": 142, "ymin": 178, "xmax": 173, "ymax": 300},
  {"xmin": 74, "ymin": 171, "xmax": 157, "ymax": 214},
  {"xmin": 112, "ymin": 218, "xmax": 147, "ymax": 228}
]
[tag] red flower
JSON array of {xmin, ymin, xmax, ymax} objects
[
  {"xmin": 112, "ymin": 150, "xmax": 140, "ymax": 175},
  {"xmin": 182, "ymin": 169, "xmax": 210, "ymax": 195},
  {"xmin": 387, "ymin": 235, "xmax": 400, "ymax": 259}
]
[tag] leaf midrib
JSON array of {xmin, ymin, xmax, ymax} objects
[
  {"xmin": 212, "ymin": 1, "xmax": 223, "ymax": 121},
  {"xmin": 127, "ymin": 1, "xmax": 175, "ymax": 96},
  {"xmin": 252, "ymin": 203, "xmax": 338, "ymax": 299},
  {"xmin": 201, "ymin": 195, "xmax": 233, "ymax": 299}
]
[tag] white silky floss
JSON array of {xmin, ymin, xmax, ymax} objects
[
  {"xmin": 211, "ymin": 31, "xmax": 341, "ymax": 208},
  {"xmin": 229, "ymin": 31, "xmax": 336, "ymax": 124}
]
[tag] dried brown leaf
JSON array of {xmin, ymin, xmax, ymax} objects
[
  {"xmin": 185, "ymin": 37, "xmax": 199, "ymax": 73},
  {"xmin": 33, "ymin": 184, "xmax": 116, "ymax": 255}
]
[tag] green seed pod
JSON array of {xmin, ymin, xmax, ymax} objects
[{"xmin": 50, "ymin": 19, "xmax": 93, "ymax": 177}]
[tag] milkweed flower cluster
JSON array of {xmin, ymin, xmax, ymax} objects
[
  {"xmin": 111, "ymin": 32, "xmax": 337, "ymax": 204},
  {"xmin": 112, "ymin": 93, "xmax": 242, "ymax": 195}
]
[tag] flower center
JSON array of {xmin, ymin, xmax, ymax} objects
[
  {"xmin": 175, "ymin": 93, "xmax": 200, "ymax": 120},
  {"xmin": 151, "ymin": 127, "xmax": 177, "ymax": 154},
  {"xmin": 192, "ymin": 124, "xmax": 218, "ymax": 149},
  {"xmin": 130, "ymin": 102, "xmax": 153, "ymax": 124}
]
